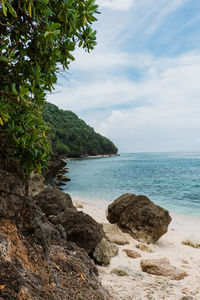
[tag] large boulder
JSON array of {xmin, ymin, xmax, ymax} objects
[
  {"xmin": 33, "ymin": 187, "xmax": 76, "ymax": 217},
  {"xmin": 106, "ymin": 193, "xmax": 171, "ymax": 243},
  {"xmin": 49, "ymin": 209, "xmax": 104, "ymax": 255},
  {"xmin": 33, "ymin": 188, "xmax": 103, "ymax": 255}
]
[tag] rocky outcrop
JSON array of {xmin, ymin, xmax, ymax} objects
[
  {"xmin": 48, "ymin": 209, "xmax": 104, "ymax": 255},
  {"xmin": 33, "ymin": 188, "xmax": 104, "ymax": 255},
  {"xmin": 0, "ymin": 151, "xmax": 25, "ymax": 197},
  {"xmin": 140, "ymin": 258, "xmax": 187, "ymax": 280},
  {"xmin": 56, "ymin": 174, "xmax": 71, "ymax": 182},
  {"xmin": 106, "ymin": 193, "xmax": 171, "ymax": 243},
  {"xmin": 29, "ymin": 172, "xmax": 45, "ymax": 196},
  {"xmin": 33, "ymin": 187, "xmax": 76, "ymax": 217},
  {"xmin": 93, "ymin": 238, "xmax": 119, "ymax": 266},
  {"xmin": 0, "ymin": 153, "xmax": 111, "ymax": 300},
  {"xmin": 44, "ymin": 153, "xmax": 66, "ymax": 184},
  {"xmin": 0, "ymin": 192, "xmax": 111, "ymax": 300}
]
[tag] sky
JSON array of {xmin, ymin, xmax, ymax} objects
[{"xmin": 47, "ymin": 0, "xmax": 200, "ymax": 153}]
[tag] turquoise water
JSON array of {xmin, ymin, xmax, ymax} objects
[{"xmin": 63, "ymin": 153, "xmax": 200, "ymax": 218}]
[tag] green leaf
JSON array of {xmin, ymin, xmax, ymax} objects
[
  {"xmin": 49, "ymin": 23, "xmax": 61, "ymax": 32},
  {"xmin": 44, "ymin": 31, "xmax": 50, "ymax": 38},
  {"xmin": 2, "ymin": 0, "xmax": 7, "ymax": 16},
  {"xmin": 0, "ymin": 40, "xmax": 9, "ymax": 51},
  {"xmin": 0, "ymin": 55, "xmax": 9, "ymax": 62},
  {"xmin": 20, "ymin": 87, "xmax": 29, "ymax": 96},
  {"xmin": 0, "ymin": 117, "xmax": 3, "ymax": 125},
  {"xmin": 12, "ymin": 83, "xmax": 18, "ymax": 95},
  {"xmin": 6, "ymin": 2, "xmax": 17, "ymax": 17}
]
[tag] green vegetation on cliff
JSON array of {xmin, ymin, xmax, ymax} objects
[{"xmin": 43, "ymin": 102, "xmax": 118, "ymax": 157}]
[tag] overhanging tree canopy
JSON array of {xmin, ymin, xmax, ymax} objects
[{"xmin": 0, "ymin": 0, "xmax": 98, "ymax": 175}]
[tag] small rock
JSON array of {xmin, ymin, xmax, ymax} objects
[
  {"xmin": 56, "ymin": 174, "xmax": 71, "ymax": 181},
  {"xmin": 110, "ymin": 265, "xmax": 144, "ymax": 279},
  {"xmin": 74, "ymin": 202, "xmax": 84, "ymax": 209},
  {"xmin": 179, "ymin": 297, "xmax": 194, "ymax": 300},
  {"xmin": 123, "ymin": 249, "xmax": 141, "ymax": 258},
  {"xmin": 93, "ymin": 238, "xmax": 119, "ymax": 266},
  {"xmin": 182, "ymin": 236, "xmax": 200, "ymax": 248},
  {"xmin": 140, "ymin": 258, "xmax": 187, "ymax": 280},
  {"xmin": 136, "ymin": 243, "xmax": 159, "ymax": 253},
  {"xmin": 102, "ymin": 223, "xmax": 129, "ymax": 245},
  {"xmin": 55, "ymin": 181, "xmax": 65, "ymax": 186}
]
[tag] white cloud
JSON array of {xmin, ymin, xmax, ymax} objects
[
  {"xmin": 98, "ymin": 0, "xmax": 134, "ymax": 11},
  {"xmin": 48, "ymin": 0, "xmax": 200, "ymax": 152},
  {"xmin": 49, "ymin": 50, "xmax": 200, "ymax": 152}
]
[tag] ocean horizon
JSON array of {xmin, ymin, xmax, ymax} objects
[{"xmin": 63, "ymin": 152, "xmax": 200, "ymax": 218}]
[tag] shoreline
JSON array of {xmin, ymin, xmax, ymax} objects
[
  {"xmin": 66, "ymin": 153, "xmax": 120, "ymax": 161},
  {"xmin": 73, "ymin": 197, "xmax": 200, "ymax": 300},
  {"xmin": 72, "ymin": 195, "xmax": 200, "ymax": 223}
]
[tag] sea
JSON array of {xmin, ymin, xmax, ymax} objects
[{"xmin": 63, "ymin": 153, "xmax": 200, "ymax": 218}]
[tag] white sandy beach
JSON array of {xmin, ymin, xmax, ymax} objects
[{"xmin": 74, "ymin": 198, "xmax": 200, "ymax": 300}]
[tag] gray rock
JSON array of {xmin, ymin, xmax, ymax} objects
[
  {"xmin": 136, "ymin": 242, "xmax": 159, "ymax": 253},
  {"xmin": 33, "ymin": 187, "xmax": 76, "ymax": 217},
  {"xmin": 103, "ymin": 223, "xmax": 129, "ymax": 245},
  {"xmin": 123, "ymin": 249, "xmax": 141, "ymax": 258},
  {"xmin": 110, "ymin": 265, "xmax": 144, "ymax": 279},
  {"xmin": 182, "ymin": 236, "xmax": 200, "ymax": 248},
  {"xmin": 107, "ymin": 193, "xmax": 171, "ymax": 243},
  {"xmin": 140, "ymin": 258, "xmax": 188, "ymax": 280},
  {"xmin": 93, "ymin": 238, "xmax": 119, "ymax": 265},
  {"xmin": 49, "ymin": 209, "xmax": 104, "ymax": 254}
]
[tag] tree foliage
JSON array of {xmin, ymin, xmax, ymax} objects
[
  {"xmin": 43, "ymin": 102, "xmax": 118, "ymax": 157},
  {"xmin": 0, "ymin": 0, "xmax": 99, "ymax": 175}
]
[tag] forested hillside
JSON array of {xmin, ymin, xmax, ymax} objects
[{"xmin": 43, "ymin": 102, "xmax": 118, "ymax": 157}]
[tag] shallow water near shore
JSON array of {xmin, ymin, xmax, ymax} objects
[{"xmin": 63, "ymin": 152, "xmax": 200, "ymax": 218}]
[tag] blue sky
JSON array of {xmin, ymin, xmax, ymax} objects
[{"xmin": 47, "ymin": 0, "xmax": 200, "ymax": 152}]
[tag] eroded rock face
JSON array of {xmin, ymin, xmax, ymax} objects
[
  {"xmin": 33, "ymin": 187, "xmax": 76, "ymax": 217},
  {"xmin": 0, "ymin": 152, "xmax": 25, "ymax": 198},
  {"xmin": 48, "ymin": 209, "xmax": 104, "ymax": 255},
  {"xmin": 0, "ymin": 153, "xmax": 111, "ymax": 300},
  {"xmin": 107, "ymin": 193, "xmax": 171, "ymax": 243},
  {"xmin": 0, "ymin": 193, "xmax": 111, "ymax": 300},
  {"xmin": 33, "ymin": 188, "xmax": 103, "ymax": 255},
  {"xmin": 140, "ymin": 258, "xmax": 187, "ymax": 280},
  {"xmin": 93, "ymin": 238, "xmax": 119, "ymax": 266},
  {"xmin": 0, "ymin": 219, "xmax": 111, "ymax": 300}
]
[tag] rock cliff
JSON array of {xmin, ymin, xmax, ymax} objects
[{"xmin": 0, "ymin": 153, "xmax": 111, "ymax": 300}]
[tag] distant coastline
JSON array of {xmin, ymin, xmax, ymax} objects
[{"xmin": 66, "ymin": 153, "xmax": 120, "ymax": 161}]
